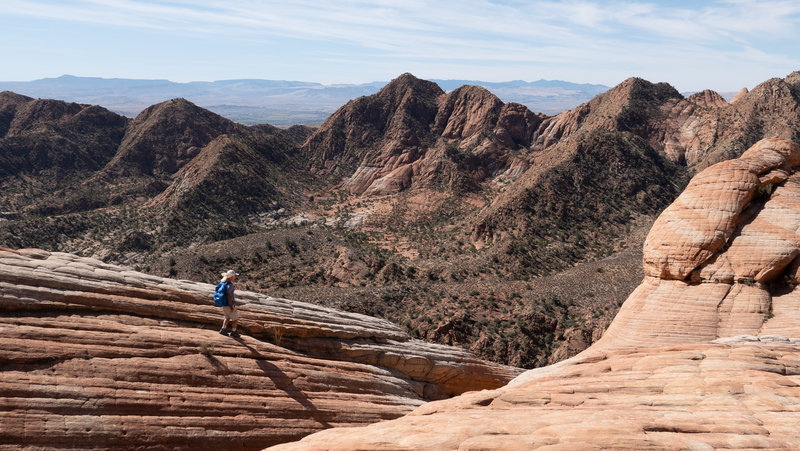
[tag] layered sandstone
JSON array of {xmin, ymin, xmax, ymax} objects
[
  {"xmin": 274, "ymin": 341, "xmax": 800, "ymax": 450},
  {"xmin": 273, "ymin": 138, "xmax": 800, "ymax": 449},
  {"xmin": 0, "ymin": 247, "xmax": 520, "ymax": 449},
  {"xmin": 603, "ymin": 138, "xmax": 800, "ymax": 349}
]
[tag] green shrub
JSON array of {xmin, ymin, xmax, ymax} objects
[{"xmin": 198, "ymin": 342, "xmax": 214, "ymax": 356}]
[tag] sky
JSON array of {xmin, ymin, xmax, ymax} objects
[{"xmin": 1, "ymin": 0, "xmax": 799, "ymax": 92}]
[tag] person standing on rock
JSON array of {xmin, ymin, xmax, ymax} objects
[{"xmin": 217, "ymin": 270, "xmax": 241, "ymax": 338}]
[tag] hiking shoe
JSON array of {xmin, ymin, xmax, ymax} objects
[
  {"xmin": 229, "ymin": 330, "xmax": 241, "ymax": 338},
  {"xmin": 219, "ymin": 328, "xmax": 230, "ymax": 336}
]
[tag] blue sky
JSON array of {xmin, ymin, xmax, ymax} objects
[{"xmin": 1, "ymin": 0, "xmax": 799, "ymax": 91}]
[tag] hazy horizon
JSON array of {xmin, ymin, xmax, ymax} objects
[
  {"xmin": 2, "ymin": 1, "xmax": 799, "ymax": 93},
  {"xmin": 0, "ymin": 73, "xmax": 615, "ymax": 125},
  {"xmin": 0, "ymin": 72, "xmax": 610, "ymax": 87}
]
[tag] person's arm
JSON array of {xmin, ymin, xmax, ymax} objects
[{"xmin": 227, "ymin": 283, "xmax": 235, "ymax": 307}]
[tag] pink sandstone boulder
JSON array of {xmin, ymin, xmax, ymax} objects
[{"xmin": 605, "ymin": 137, "xmax": 800, "ymax": 349}]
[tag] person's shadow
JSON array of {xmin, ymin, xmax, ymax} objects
[{"xmin": 232, "ymin": 338, "xmax": 333, "ymax": 428}]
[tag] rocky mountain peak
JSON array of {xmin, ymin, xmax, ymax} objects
[
  {"xmin": 99, "ymin": 97, "xmax": 243, "ymax": 179},
  {"xmin": 747, "ymin": 76, "xmax": 796, "ymax": 100},
  {"xmin": 686, "ymin": 89, "xmax": 728, "ymax": 108},
  {"xmin": 0, "ymin": 90, "xmax": 33, "ymax": 106},
  {"xmin": 435, "ymin": 85, "xmax": 504, "ymax": 139},
  {"xmin": 0, "ymin": 91, "xmax": 34, "ymax": 138},
  {"xmin": 615, "ymin": 76, "xmax": 682, "ymax": 100},
  {"xmin": 6, "ymin": 98, "xmax": 85, "ymax": 136},
  {"xmin": 730, "ymin": 87, "xmax": 749, "ymax": 104},
  {"xmin": 0, "ymin": 93, "xmax": 127, "ymax": 182},
  {"xmin": 301, "ymin": 73, "xmax": 442, "ymax": 175},
  {"xmin": 785, "ymin": 70, "xmax": 800, "ymax": 87},
  {"xmin": 531, "ymin": 77, "xmax": 681, "ymax": 151},
  {"xmin": 380, "ymin": 72, "xmax": 445, "ymax": 101},
  {"xmin": 300, "ymin": 73, "xmax": 547, "ymax": 196}
]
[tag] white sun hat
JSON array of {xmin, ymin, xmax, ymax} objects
[{"xmin": 221, "ymin": 270, "xmax": 240, "ymax": 278}]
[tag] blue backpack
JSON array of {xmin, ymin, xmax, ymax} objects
[{"xmin": 213, "ymin": 281, "xmax": 230, "ymax": 306}]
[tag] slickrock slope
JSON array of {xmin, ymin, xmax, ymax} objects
[
  {"xmin": 272, "ymin": 138, "xmax": 800, "ymax": 450},
  {"xmin": 0, "ymin": 247, "xmax": 520, "ymax": 449},
  {"xmin": 274, "ymin": 341, "xmax": 800, "ymax": 450}
]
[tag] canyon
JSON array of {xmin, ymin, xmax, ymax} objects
[{"xmin": 271, "ymin": 138, "xmax": 800, "ymax": 449}]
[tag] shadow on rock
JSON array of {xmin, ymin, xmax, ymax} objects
[{"xmin": 236, "ymin": 337, "xmax": 333, "ymax": 428}]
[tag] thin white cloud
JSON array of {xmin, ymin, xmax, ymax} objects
[{"xmin": 0, "ymin": 0, "xmax": 799, "ymax": 89}]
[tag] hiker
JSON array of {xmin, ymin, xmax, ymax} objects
[{"xmin": 216, "ymin": 270, "xmax": 241, "ymax": 338}]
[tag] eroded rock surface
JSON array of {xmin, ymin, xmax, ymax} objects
[
  {"xmin": 0, "ymin": 248, "xmax": 520, "ymax": 449},
  {"xmin": 274, "ymin": 342, "xmax": 800, "ymax": 450},
  {"xmin": 604, "ymin": 138, "xmax": 800, "ymax": 349},
  {"xmin": 273, "ymin": 138, "xmax": 800, "ymax": 450}
]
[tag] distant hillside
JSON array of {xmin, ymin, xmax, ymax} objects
[{"xmin": 0, "ymin": 75, "xmax": 608, "ymax": 126}]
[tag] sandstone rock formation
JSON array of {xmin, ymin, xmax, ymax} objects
[
  {"xmin": 0, "ymin": 247, "xmax": 520, "ymax": 449},
  {"xmin": 686, "ymin": 89, "xmax": 728, "ymax": 109},
  {"xmin": 274, "ymin": 341, "xmax": 800, "ymax": 450},
  {"xmin": 272, "ymin": 138, "xmax": 800, "ymax": 449},
  {"xmin": 731, "ymin": 87, "xmax": 749, "ymax": 104},
  {"xmin": 600, "ymin": 137, "xmax": 800, "ymax": 349}
]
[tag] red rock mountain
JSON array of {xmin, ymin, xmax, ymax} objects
[
  {"xmin": 0, "ymin": 95, "xmax": 308, "ymax": 247},
  {"xmin": 148, "ymin": 130, "xmax": 309, "ymax": 245},
  {"xmin": 527, "ymin": 72, "xmax": 800, "ymax": 169},
  {"xmin": 465, "ymin": 73, "xmax": 800, "ymax": 255},
  {"xmin": 302, "ymin": 73, "xmax": 544, "ymax": 195},
  {"xmin": 0, "ymin": 92, "xmax": 127, "ymax": 179},
  {"xmin": 100, "ymin": 97, "xmax": 245, "ymax": 178}
]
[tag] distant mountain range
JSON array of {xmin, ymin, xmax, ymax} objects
[{"xmin": 0, "ymin": 75, "xmax": 609, "ymax": 126}]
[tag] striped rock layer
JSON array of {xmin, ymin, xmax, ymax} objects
[
  {"xmin": 273, "ymin": 138, "xmax": 800, "ymax": 450},
  {"xmin": 601, "ymin": 137, "xmax": 800, "ymax": 349},
  {"xmin": 0, "ymin": 248, "xmax": 521, "ymax": 449}
]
